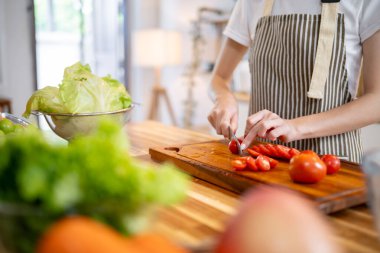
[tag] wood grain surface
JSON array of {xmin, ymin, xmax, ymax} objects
[
  {"xmin": 125, "ymin": 121, "xmax": 380, "ymax": 253},
  {"xmin": 149, "ymin": 140, "xmax": 366, "ymax": 214}
]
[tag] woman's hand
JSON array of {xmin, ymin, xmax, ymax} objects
[
  {"xmin": 207, "ymin": 38, "xmax": 248, "ymax": 138},
  {"xmin": 208, "ymin": 94, "xmax": 239, "ymax": 138},
  {"xmin": 241, "ymin": 110, "xmax": 300, "ymax": 149}
]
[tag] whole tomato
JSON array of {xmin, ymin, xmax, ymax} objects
[
  {"xmin": 228, "ymin": 139, "xmax": 243, "ymax": 154},
  {"xmin": 321, "ymin": 154, "xmax": 341, "ymax": 175},
  {"xmin": 289, "ymin": 153, "xmax": 326, "ymax": 184}
]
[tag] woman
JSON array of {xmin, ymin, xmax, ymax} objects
[{"xmin": 208, "ymin": 0, "xmax": 380, "ymax": 162}]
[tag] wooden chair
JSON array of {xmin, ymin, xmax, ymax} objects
[{"xmin": 0, "ymin": 98, "xmax": 12, "ymax": 113}]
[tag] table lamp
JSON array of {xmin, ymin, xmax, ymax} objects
[{"xmin": 133, "ymin": 29, "xmax": 182, "ymax": 125}]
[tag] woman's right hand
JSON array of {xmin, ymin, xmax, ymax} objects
[
  {"xmin": 207, "ymin": 38, "xmax": 248, "ymax": 138},
  {"xmin": 208, "ymin": 94, "xmax": 239, "ymax": 138}
]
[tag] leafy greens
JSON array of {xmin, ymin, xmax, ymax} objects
[
  {"xmin": 23, "ymin": 62, "xmax": 132, "ymax": 117},
  {"xmin": 0, "ymin": 120, "xmax": 189, "ymax": 252}
]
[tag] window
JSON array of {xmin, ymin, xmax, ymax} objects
[
  {"xmin": 34, "ymin": 0, "xmax": 127, "ymax": 90},
  {"xmin": 0, "ymin": 0, "xmax": 5, "ymax": 88}
]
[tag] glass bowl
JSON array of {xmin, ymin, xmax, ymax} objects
[{"xmin": 32, "ymin": 105, "xmax": 135, "ymax": 141}]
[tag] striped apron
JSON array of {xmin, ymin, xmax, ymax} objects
[{"xmin": 248, "ymin": 0, "xmax": 363, "ymax": 163}]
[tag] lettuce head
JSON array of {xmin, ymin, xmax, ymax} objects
[{"xmin": 23, "ymin": 62, "xmax": 132, "ymax": 117}]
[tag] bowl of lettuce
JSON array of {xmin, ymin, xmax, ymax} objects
[{"xmin": 23, "ymin": 62, "xmax": 134, "ymax": 140}]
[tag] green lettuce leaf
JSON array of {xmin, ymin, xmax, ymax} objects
[
  {"xmin": 23, "ymin": 62, "xmax": 132, "ymax": 117},
  {"xmin": 23, "ymin": 86, "xmax": 67, "ymax": 117}
]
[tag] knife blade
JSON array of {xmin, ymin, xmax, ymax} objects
[{"xmin": 228, "ymin": 126, "xmax": 242, "ymax": 155}]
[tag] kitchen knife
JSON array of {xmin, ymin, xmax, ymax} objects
[{"xmin": 228, "ymin": 126, "xmax": 242, "ymax": 155}]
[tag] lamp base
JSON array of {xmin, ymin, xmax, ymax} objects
[{"xmin": 148, "ymin": 84, "xmax": 177, "ymax": 126}]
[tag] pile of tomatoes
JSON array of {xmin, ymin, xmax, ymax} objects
[{"xmin": 229, "ymin": 141, "xmax": 341, "ymax": 184}]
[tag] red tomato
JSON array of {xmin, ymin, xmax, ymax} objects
[
  {"xmin": 231, "ymin": 159, "xmax": 247, "ymax": 171},
  {"xmin": 247, "ymin": 148, "xmax": 261, "ymax": 157},
  {"xmin": 289, "ymin": 153, "xmax": 326, "ymax": 183},
  {"xmin": 256, "ymin": 155, "xmax": 271, "ymax": 171},
  {"xmin": 321, "ymin": 154, "xmax": 341, "ymax": 175},
  {"xmin": 300, "ymin": 150, "xmax": 319, "ymax": 157},
  {"xmin": 228, "ymin": 139, "xmax": 243, "ymax": 154},
  {"xmin": 246, "ymin": 157, "xmax": 258, "ymax": 171}
]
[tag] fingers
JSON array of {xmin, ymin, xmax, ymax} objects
[
  {"xmin": 219, "ymin": 117, "xmax": 231, "ymax": 138},
  {"xmin": 244, "ymin": 110, "xmax": 279, "ymax": 137},
  {"xmin": 256, "ymin": 118, "xmax": 284, "ymax": 140},
  {"xmin": 230, "ymin": 113, "xmax": 238, "ymax": 134},
  {"xmin": 244, "ymin": 110, "xmax": 267, "ymax": 137},
  {"xmin": 242, "ymin": 112, "xmax": 284, "ymax": 149},
  {"xmin": 267, "ymin": 125, "xmax": 289, "ymax": 142},
  {"xmin": 208, "ymin": 108, "xmax": 238, "ymax": 138}
]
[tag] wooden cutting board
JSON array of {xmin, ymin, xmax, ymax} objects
[{"xmin": 149, "ymin": 140, "xmax": 367, "ymax": 214}]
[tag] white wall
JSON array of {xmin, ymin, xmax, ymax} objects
[
  {"xmin": 0, "ymin": 0, "xmax": 35, "ymax": 116},
  {"xmin": 130, "ymin": 0, "xmax": 235, "ymax": 129},
  {"xmin": 129, "ymin": 0, "xmax": 160, "ymax": 122}
]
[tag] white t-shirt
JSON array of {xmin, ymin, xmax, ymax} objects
[{"xmin": 224, "ymin": 0, "xmax": 380, "ymax": 97}]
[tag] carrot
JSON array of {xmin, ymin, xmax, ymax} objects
[
  {"xmin": 37, "ymin": 216, "xmax": 189, "ymax": 253},
  {"xmin": 133, "ymin": 234, "xmax": 189, "ymax": 253},
  {"xmin": 37, "ymin": 216, "xmax": 139, "ymax": 253}
]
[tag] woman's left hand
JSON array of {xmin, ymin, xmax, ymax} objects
[{"xmin": 241, "ymin": 110, "xmax": 299, "ymax": 150}]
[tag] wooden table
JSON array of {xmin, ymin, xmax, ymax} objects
[{"xmin": 126, "ymin": 121, "xmax": 380, "ymax": 253}]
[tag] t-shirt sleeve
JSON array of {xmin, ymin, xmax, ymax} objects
[
  {"xmin": 223, "ymin": 0, "xmax": 251, "ymax": 47},
  {"xmin": 359, "ymin": 0, "xmax": 380, "ymax": 42}
]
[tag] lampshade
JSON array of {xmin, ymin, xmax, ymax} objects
[{"xmin": 132, "ymin": 29, "xmax": 182, "ymax": 67}]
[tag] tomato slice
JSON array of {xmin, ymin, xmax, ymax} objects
[
  {"xmin": 252, "ymin": 146, "xmax": 262, "ymax": 154},
  {"xmin": 246, "ymin": 157, "xmax": 258, "ymax": 171},
  {"xmin": 289, "ymin": 148, "xmax": 301, "ymax": 158},
  {"xmin": 256, "ymin": 155, "xmax": 271, "ymax": 171},
  {"xmin": 274, "ymin": 145, "xmax": 292, "ymax": 160},
  {"xmin": 257, "ymin": 144, "xmax": 271, "ymax": 156},
  {"xmin": 247, "ymin": 148, "xmax": 261, "ymax": 157},
  {"xmin": 236, "ymin": 156, "xmax": 250, "ymax": 162},
  {"xmin": 231, "ymin": 159, "xmax": 247, "ymax": 171},
  {"xmin": 268, "ymin": 157, "xmax": 279, "ymax": 168},
  {"xmin": 265, "ymin": 144, "xmax": 280, "ymax": 157}
]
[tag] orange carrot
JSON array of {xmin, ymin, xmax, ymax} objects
[{"xmin": 36, "ymin": 216, "xmax": 188, "ymax": 253}]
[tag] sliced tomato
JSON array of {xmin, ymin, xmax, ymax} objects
[
  {"xmin": 252, "ymin": 146, "xmax": 262, "ymax": 154},
  {"xmin": 265, "ymin": 144, "xmax": 280, "ymax": 157},
  {"xmin": 268, "ymin": 157, "xmax": 279, "ymax": 169},
  {"xmin": 274, "ymin": 145, "xmax": 292, "ymax": 160},
  {"xmin": 256, "ymin": 155, "xmax": 271, "ymax": 171},
  {"xmin": 231, "ymin": 159, "xmax": 247, "ymax": 171},
  {"xmin": 247, "ymin": 148, "xmax": 261, "ymax": 157},
  {"xmin": 289, "ymin": 148, "xmax": 301, "ymax": 158},
  {"xmin": 246, "ymin": 157, "xmax": 258, "ymax": 171},
  {"xmin": 257, "ymin": 144, "xmax": 271, "ymax": 156},
  {"xmin": 236, "ymin": 156, "xmax": 250, "ymax": 162}
]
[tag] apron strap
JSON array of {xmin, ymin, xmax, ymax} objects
[
  {"xmin": 307, "ymin": 0, "xmax": 340, "ymax": 99},
  {"xmin": 263, "ymin": 0, "xmax": 274, "ymax": 16}
]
